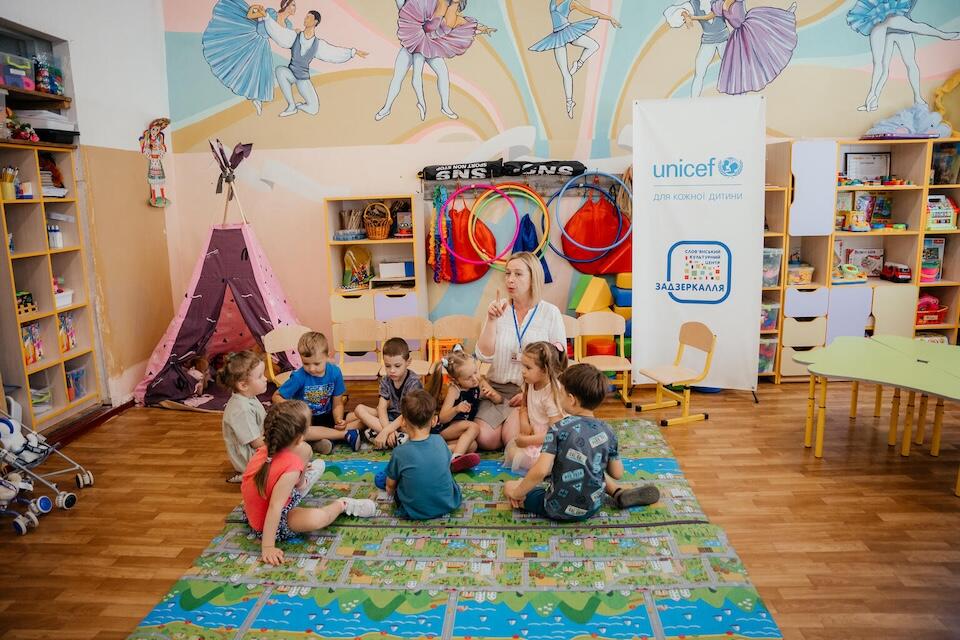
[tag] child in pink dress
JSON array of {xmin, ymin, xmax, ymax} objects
[{"xmin": 504, "ymin": 341, "xmax": 567, "ymax": 472}]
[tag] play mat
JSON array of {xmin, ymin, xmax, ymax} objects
[{"xmin": 128, "ymin": 420, "xmax": 782, "ymax": 640}]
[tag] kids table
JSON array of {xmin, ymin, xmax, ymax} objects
[{"xmin": 792, "ymin": 336, "xmax": 960, "ymax": 496}]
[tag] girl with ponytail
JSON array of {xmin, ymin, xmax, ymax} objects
[
  {"xmin": 504, "ymin": 340, "xmax": 568, "ymax": 472},
  {"xmin": 241, "ymin": 400, "xmax": 377, "ymax": 565}
]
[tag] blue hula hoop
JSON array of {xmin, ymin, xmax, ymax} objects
[
  {"xmin": 541, "ymin": 183, "xmax": 622, "ymax": 264},
  {"xmin": 556, "ymin": 171, "xmax": 633, "ymax": 253}
]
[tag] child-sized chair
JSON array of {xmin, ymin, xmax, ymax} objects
[
  {"xmin": 384, "ymin": 317, "xmax": 434, "ymax": 376},
  {"xmin": 262, "ymin": 324, "xmax": 311, "ymax": 386},
  {"xmin": 636, "ymin": 321, "xmax": 716, "ymax": 426},
  {"xmin": 561, "ymin": 314, "xmax": 581, "ymax": 364},
  {"xmin": 333, "ymin": 319, "xmax": 385, "ymax": 378},
  {"xmin": 577, "ymin": 311, "xmax": 632, "ymax": 407},
  {"xmin": 430, "ymin": 314, "xmax": 482, "ymax": 361}
]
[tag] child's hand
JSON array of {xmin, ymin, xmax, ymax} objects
[
  {"xmin": 503, "ymin": 480, "xmax": 523, "ymax": 503},
  {"xmin": 262, "ymin": 546, "xmax": 284, "ymax": 566},
  {"xmin": 508, "ymin": 393, "xmax": 524, "ymax": 408},
  {"xmin": 335, "ymin": 419, "xmax": 347, "ymax": 431},
  {"xmin": 374, "ymin": 432, "xmax": 392, "ymax": 449},
  {"xmin": 457, "ymin": 401, "xmax": 472, "ymax": 413}
]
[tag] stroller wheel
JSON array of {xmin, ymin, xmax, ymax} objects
[
  {"xmin": 85, "ymin": 471, "xmax": 94, "ymax": 487},
  {"xmin": 24, "ymin": 511, "xmax": 38, "ymax": 528},
  {"xmin": 30, "ymin": 496, "xmax": 53, "ymax": 515},
  {"xmin": 56, "ymin": 492, "xmax": 77, "ymax": 510},
  {"xmin": 12, "ymin": 515, "xmax": 28, "ymax": 535}
]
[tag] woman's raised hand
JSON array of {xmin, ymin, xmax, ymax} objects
[{"xmin": 487, "ymin": 289, "xmax": 509, "ymax": 320}]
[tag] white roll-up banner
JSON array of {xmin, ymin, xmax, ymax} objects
[{"xmin": 632, "ymin": 96, "xmax": 765, "ymax": 391}]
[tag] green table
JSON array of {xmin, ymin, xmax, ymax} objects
[{"xmin": 792, "ymin": 337, "xmax": 960, "ymax": 496}]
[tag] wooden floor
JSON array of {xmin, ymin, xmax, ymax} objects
[{"xmin": 0, "ymin": 381, "xmax": 958, "ymax": 640}]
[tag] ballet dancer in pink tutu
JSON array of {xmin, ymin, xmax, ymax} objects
[{"xmin": 375, "ymin": 0, "xmax": 495, "ymax": 122}]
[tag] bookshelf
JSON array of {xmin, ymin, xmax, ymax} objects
[{"xmin": 0, "ymin": 141, "xmax": 100, "ymax": 430}]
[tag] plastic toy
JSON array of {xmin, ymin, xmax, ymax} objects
[
  {"xmin": 342, "ymin": 245, "xmax": 373, "ymax": 290},
  {"xmin": 439, "ymin": 184, "xmax": 520, "ymax": 266},
  {"xmin": 467, "ymin": 183, "xmax": 549, "ymax": 266},
  {"xmin": 0, "ymin": 471, "xmax": 52, "ymax": 535},
  {"xmin": 15, "ymin": 290, "xmax": 36, "ymax": 316},
  {"xmin": 880, "ymin": 262, "xmax": 912, "ymax": 283},
  {"xmin": 926, "ymin": 195, "xmax": 958, "ymax": 231},
  {"xmin": 832, "ymin": 263, "xmax": 868, "ymax": 285},
  {"xmin": 916, "ymin": 292, "xmax": 948, "ymax": 326},
  {"xmin": 843, "ymin": 209, "xmax": 871, "ymax": 232}
]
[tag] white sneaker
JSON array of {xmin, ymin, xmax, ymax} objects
[{"xmin": 341, "ymin": 498, "xmax": 378, "ymax": 517}]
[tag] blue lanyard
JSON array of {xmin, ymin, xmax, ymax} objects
[{"xmin": 512, "ymin": 303, "xmax": 539, "ymax": 348}]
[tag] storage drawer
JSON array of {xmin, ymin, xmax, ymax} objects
[
  {"xmin": 780, "ymin": 346, "xmax": 819, "ymax": 377},
  {"xmin": 374, "ymin": 292, "xmax": 419, "ymax": 320},
  {"xmin": 330, "ymin": 294, "xmax": 374, "ymax": 322},
  {"xmin": 782, "ymin": 316, "xmax": 826, "ymax": 347},
  {"xmin": 784, "ymin": 287, "xmax": 829, "ymax": 318}
]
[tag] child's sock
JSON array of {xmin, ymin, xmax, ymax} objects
[{"xmin": 341, "ymin": 497, "xmax": 378, "ymax": 517}]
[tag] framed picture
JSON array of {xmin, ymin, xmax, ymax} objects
[{"xmin": 843, "ymin": 152, "xmax": 891, "ymax": 180}]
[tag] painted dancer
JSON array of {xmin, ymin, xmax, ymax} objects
[
  {"xmin": 376, "ymin": 0, "xmax": 495, "ymax": 122},
  {"xmin": 684, "ymin": 0, "xmax": 797, "ymax": 95},
  {"xmin": 847, "ymin": 0, "xmax": 959, "ymax": 112},
  {"xmin": 202, "ymin": 0, "xmax": 297, "ymax": 115},
  {"xmin": 529, "ymin": 0, "xmax": 621, "ymax": 119},
  {"xmin": 257, "ymin": 7, "xmax": 368, "ymax": 117}
]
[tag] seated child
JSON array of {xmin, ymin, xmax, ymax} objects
[
  {"xmin": 219, "ymin": 351, "xmax": 268, "ymax": 483},
  {"xmin": 503, "ymin": 364, "xmax": 660, "ymax": 521},
  {"xmin": 349, "ymin": 337, "xmax": 422, "ymax": 449},
  {"xmin": 504, "ymin": 341, "xmax": 567, "ymax": 473},
  {"xmin": 430, "ymin": 345, "xmax": 483, "ymax": 472},
  {"xmin": 272, "ymin": 331, "xmax": 360, "ymax": 451},
  {"xmin": 384, "ymin": 390, "xmax": 463, "ymax": 520},
  {"xmin": 241, "ymin": 400, "xmax": 377, "ymax": 565}
]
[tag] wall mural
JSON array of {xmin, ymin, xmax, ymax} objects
[{"xmin": 165, "ymin": 0, "xmax": 960, "ymax": 154}]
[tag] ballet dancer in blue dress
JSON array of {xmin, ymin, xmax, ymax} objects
[
  {"xmin": 202, "ymin": 0, "xmax": 297, "ymax": 115},
  {"xmin": 528, "ymin": 0, "xmax": 620, "ymax": 119},
  {"xmin": 847, "ymin": 0, "xmax": 959, "ymax": 112}
]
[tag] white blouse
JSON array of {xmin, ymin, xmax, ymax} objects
[{"xmin": 476, "ymin": 301, "xmax": 567, "ymax": 386}]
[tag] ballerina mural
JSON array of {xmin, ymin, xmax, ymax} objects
[
  {"xmin": 847, "ymin": 0, "xmax": 959, "ymax": 112},
  {"xmin": 683, "ymin": 0, "xmax": 797, "ymax": 95},
  {"xmin": 202, "ymin": 0, "xmax": 298, "ymax": 115},
  {"xmin": 376, "ymin": 0, "xmax": 496, "ymax": 122},
  {"xmin": 529, "ymin": 0, "xmax": 621, "ymax": 119}
]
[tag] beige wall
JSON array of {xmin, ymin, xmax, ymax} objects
[{"xmin": 82, "ymin": 146, "xmax": 174, "ymax": 403}]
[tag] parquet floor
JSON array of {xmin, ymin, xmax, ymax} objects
[{"xmin": 0, "ymin": 381, "xmax": 957, "ymax": 640}]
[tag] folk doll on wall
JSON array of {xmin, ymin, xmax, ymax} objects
[{"xmin": 139, "ymin": 117, "xmax": 170, "ymax": 208}]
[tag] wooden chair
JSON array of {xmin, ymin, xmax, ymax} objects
[
  {"xmin": 384, "ymin": 316, "xmax": 434, "ymax": 377},
  {"xmin": 332, "ymin": 319, "xmax": 385, "ymax": 379},
  {"xmin": 430, "ymin": 314, "xmax": 482, "ymax": 361},
  {"xmin": 636, "ymin": 321, "xmax": 716, "ymax": 426},
  {"xmin": 262, "ymin": 324, "xmax": 311, "ymax": 386},
  {"xmin": 561, "ymin": 314, "xmax": 581, "ymax": 363},
  {"xmin": 577, "ymin": 311, "xmax": 632, "ymax": 407}
]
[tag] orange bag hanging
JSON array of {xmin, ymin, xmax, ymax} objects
[
  {"xmin": 560, "ymin": 195, "xmax": 631, "ymax": 275},
  {"xmin": 449, "ymin": 202, "xmax": 496, "ymax": 284}
]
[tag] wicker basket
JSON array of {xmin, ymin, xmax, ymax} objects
[{"xmin": 363, "ymin": 202, "xmax": 392, "ymax": 240}]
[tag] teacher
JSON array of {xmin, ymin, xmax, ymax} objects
[{"xmin": 475, "ymin": 252, "xmax": 567, "ymax": 450}]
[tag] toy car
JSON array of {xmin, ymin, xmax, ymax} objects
[{"xmin": 880, "ymin": 262, "xmax": 912, "ymax": 283}]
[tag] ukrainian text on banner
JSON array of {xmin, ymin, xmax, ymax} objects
[{"xmin": 632, "ymin": 96, "xmax": 765, "ymax": 391}]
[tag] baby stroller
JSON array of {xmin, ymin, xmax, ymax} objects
[{"xmin": 0, "ymin": 407, "xmax": 93, "ymax": 516}]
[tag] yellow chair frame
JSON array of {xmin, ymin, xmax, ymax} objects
[
  {"xmin": 636, "ymin": 322, "xmax": 716, "ymax": 426},
  {"xmin": 576, "ymin": 311, "xmax": 632, "ymax": 407}
]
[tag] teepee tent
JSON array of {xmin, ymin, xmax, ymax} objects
[{"xmin": 134, "ymin": 141, "xmax": 302, "ymax": 407}]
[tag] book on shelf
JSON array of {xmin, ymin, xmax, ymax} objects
[
  {"xmin": 931, "ymin": 143, "xmax": 960, "ymax": 185},
  {"xmin": 921, "ymin": 237, "xmax": 945, "ymax": 282},
  {"xmin": 21, "ymin": 321, "xmax": 43, "ymax": 366}
]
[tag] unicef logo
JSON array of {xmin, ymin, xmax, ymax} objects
[{"xmin": 718, "ymin": 157, "xmax": 743, "ymax": 177}]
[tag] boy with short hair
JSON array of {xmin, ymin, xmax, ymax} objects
[
  {"xmin": 272, "ymin": 331, "xmax": 361, "ymax": 451},
  {"xmin": 349, "ymin": 337, "xmax": 422, "ymax": 449},
  {"xmin": 384, "ymin": 390, "xmax": 462, "ymax": 520},
  {"xmin": 503, "ymin": 363, "xmax": 659, "ymax": 520}
]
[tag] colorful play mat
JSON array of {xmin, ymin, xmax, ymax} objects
[{"xmin": 128, "ymin": 420, "xmax": 782, "ymax": 640}]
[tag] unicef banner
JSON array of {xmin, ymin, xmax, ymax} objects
[{"xmin": 632, "ymin": 96, "xmax": 765, "ymax": 391}]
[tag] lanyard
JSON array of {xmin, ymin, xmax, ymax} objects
[{"xmin": 512, "ymin": 303, "xmax": 539, "ymax": 348}]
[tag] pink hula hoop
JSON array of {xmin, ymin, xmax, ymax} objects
[{"xmin": 439, "ymin": 184, "xmax": 521, "ymax": 266}]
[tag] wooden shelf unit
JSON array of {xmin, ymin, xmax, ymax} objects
[
  {"xmin": 760, "ymin": 140, "xmax": 792, "ymax": 383},
  {"xmin": 0, "ymin": 141, "xmax": 100, "ymax": 431}
]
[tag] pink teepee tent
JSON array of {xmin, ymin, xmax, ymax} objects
[{"xmin": 134, "ymin": 141, "xmax": 302, "ymax": 406}]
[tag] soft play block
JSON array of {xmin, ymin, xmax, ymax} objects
[
  {"xmin": 611, "ymin": 286, "xmax": 631, "ymax": 307},
  {"xmin": 568, "ymin": 273, "xmax": 593, "ymax": 313},
  {"xmin": 624, "ymin": 337, "xmax": 631, "ymax": 359},
  {"xmin": 575, "ymin": 277, "xmax": 613, "ymax": 314},
  {"xmin": 586, "ymin": 338, "xmax": 617, "ymax": 357},
  {"xmin": 615, "ymin": 273, "xmax": 632, "ymax": 289},
  {"xmin": 625, "ymin": 318, "xmax": 632, "ymax": 338},
  {"xmin": 613, "ymin": 305, "xmax": 632, "ymax": 321}
]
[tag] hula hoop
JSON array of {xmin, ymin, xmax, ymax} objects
[
  {"xmin": 439, "ymin": 184, "xmax": 521, "ymax": 266},
  {"xmin": 555, "ymin": 171, "xmax": 633, "ymax": 253},
  {"xmin": 541, "ymin": 182, "xmax": 622, "ymax": 264},
  {"xmin": 468, "ymin": 183, "xmax": 550, "ymax": 269}
]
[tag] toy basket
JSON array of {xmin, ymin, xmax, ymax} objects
[
  {"xmin": 916, "ymin": 306, "xmax": 948, "ymax": 326},
  {"xmin": 363, "ymin": 202, "xmax": 392, "ymax": 240}
]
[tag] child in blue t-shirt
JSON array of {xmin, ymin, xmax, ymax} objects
[
  {"xmin": 272, "ymin": 331, "xmax": 360, "ymax": 452},
  {"xmin": 384, "ymin": 389, "xmax": 462, "ymax": 520}
]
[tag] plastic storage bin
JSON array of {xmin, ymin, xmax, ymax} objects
[
  {"xmin": 1, "ymin": 53, "xmax": 35, "ymax": 90},
  {"xmin": 54, "ymin": 289, "xmax": 73, "ymax": 308},
  {"xmin": 758, "ymin": 338, "xmax": 778, "ymax": 373},
  {"xmin": 787, "ymin": 264, "xmax": 815, "ymax": 285},
  {"xmin": 760, "ymin": 302, "xmax": 780, "ymax": 331},
  {"xmin": 762, "ymin": 248, "xmax": 783, "ymax": 287}
]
